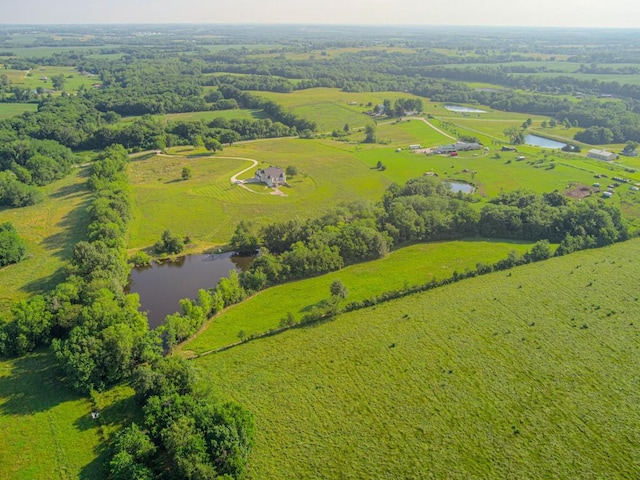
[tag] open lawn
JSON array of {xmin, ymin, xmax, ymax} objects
[
  {"xmin": 0, "ymin": 167, "xmax": 90, "ymax": 314},
  {"xmin": 127, "ymin": 140, "xmax": 392, "ymax": 249},
  {"xmin": 0, "ymin": 351, "xmax": 135, "ymax": 480},
  {"xmin": 180, "ymin": 239, "xmax": 534, "ymax": 355},
  {"xmin": 0, "ymin": 103, "xmax": 38, "ymax": 119},
  {"xmin": 193, "ymin": 238, "xmax": 640, "ymax": 479}
]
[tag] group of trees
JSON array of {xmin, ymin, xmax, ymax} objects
[
  {"xmin": 109, "ymin": 356, "xmax": 254, "ymax": 480},
  {"xmin": 0, "ymin": 138, "xmax": 78, "ymax": 207},
  {"xmin": 0, "ymin": 145, "xmax": 156, "ymax": 393},
  {"xmin": 222, "ymin": 177, "xmax": 629, "ymax": 304}
]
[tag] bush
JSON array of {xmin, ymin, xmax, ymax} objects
[{"xmin": 0, "ymin": 222, "xmax": 26, "ymax": 266}]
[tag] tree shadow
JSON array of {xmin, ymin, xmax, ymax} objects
[
  {"xmin": 20, "ymin": 265, "xmax": 67, "ymax": 295},
  {"xmin": 300, "ymin": 298, "xmax": 330, "ymax": 313},
  {"xmin": 40, "ymin": 194, "xmax": 91, "ymax": 262},
  {"xmin": 48, "ymin": 181, "xmax": 88, "ymax": 200},
  {"xmin": 77, "ymin": 392, "xmax": 140, "ymax": 479},
  {"xmin": 0, "ymin": 351, "xmax": 76, "ymax": 416}
]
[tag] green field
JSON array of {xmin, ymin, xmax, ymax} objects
[
  {"xmin": 127, "ymin": 140, "xmax": 393, "ymax": 249},
  {"xmin": 255, "ymin": 88, "xmax": 428, "ymax": 132},
  {"xmin": 181, "ymin": 239, "xmax": 534, "ymax": 355},
  {"xmin": 0, "ymin": 103, "xmax": 38, "ymax": 119},
  {"xmin": 3, "ymin": 66, "xmax": 98, "ymax": 92},
  {"xmin": 0, "ymin": 167, "xmax": 90, "ymax": 314},
  {"xmin": 193, "ymin": 238, "xmax": 640, "ymax": 479},
  {"xmin": 118, "ymin": 108, "xmax": 267, "ymax": 126},
  {"xmin": 0, "ymin": 351, "xmax": 135, "ymax": 479}
]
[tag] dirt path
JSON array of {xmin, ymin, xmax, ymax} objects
[
  {"xmin": 414, "ymin": 117, "xmax": 457, "ymax": 141},
  {"xmin": 224, "ymin": 156, "xmax": 287, "ymax": 196},
  {"xmin": 226, "ymin": 156, "xmax": 259, "ymax": 184}
]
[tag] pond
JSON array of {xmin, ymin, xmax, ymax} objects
[
  {"xmin": 445, "ymin": 105, "xmax": 487, "ymax": 113},
  {"xmin": 128, "ymin": 252, "xmax": 253, "ymax": 329},
  {"xmin": 524, "ymin": 134, "xmax": 566, "ymax": 149},
  {"xmin": 448, "ymin": 181, "xmax": 475, "ymax": 194}
]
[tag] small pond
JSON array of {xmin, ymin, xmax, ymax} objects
[
  {"xmin": 524, "ymin": 134, "xmax": 566, "ymax": 149},
  {"xmin": 448, "ymin": 181, "xmax": 475, "ymax": 194},
  {"xmin": 445, "ymin": 105, "xmax": 487, "ymax": 113},
  {"xmin": 128, "ymin": 252, "xmax": 253, "ymax": 329}
]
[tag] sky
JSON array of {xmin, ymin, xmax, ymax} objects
[{"xmin": 3, "ymin": 0, "xmax": 640, "ymax": 28}]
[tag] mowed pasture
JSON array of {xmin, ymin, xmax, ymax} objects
[
  {"xmin": 0, "ymin": 167, "xmax": 90, "ymax": 314},
  {"xmin": 181, "ymin": 239, "xmax": 534, "ymax": 355},
  {"xmin": 194, "ymin": 238, "xmax": 640, "ymax": 479},
  {"xmin": 0, "ymin": 352, "xmax": 135, "ymax": 479},
  {"xmin": 0, "ymin": 103, "xmax": 38, "ymax": 119}
]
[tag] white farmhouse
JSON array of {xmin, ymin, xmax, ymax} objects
[{"xmin": 255, "ymin": 167, "xmax": 286, "ymax": 187}]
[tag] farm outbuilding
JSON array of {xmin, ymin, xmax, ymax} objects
[{"xmin": 587, "ymin": 149, "xmax": 617, "ymax": 161}]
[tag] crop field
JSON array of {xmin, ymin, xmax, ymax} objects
[
  {"xmin": 193, "ymin": 238, "xmax": 640, "ymax": 479},
  {"xmin": 181, "ymin": 239, "xmax": 534, "ymax": 355},
  {"xmin": 254, "ymin": 88, "xmax": 428, "ymax": 132},
  {"xmin": 0, "ymin": 102, "xmax": 38, "ymax": 119},
  {"xmin": 0, "ymin": 351, "xmax": 135, "ymax": 480},
  {"xmin": 0, "ymin": 167, "xmax": 90, "ymax": 314},
  {"xmin": 127, "ymin": 140, "xmax": 393, "ymax": 249}
]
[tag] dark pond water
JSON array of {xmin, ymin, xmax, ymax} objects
[
  {"xmin": 524, "ymin": 134, "xmax": 566, "ymax": 149},
  {"xmin": 448, "ymin": 181, "xmax": 475, "ymax": 194},
  {"xmin": 128, "ymin": 252, "xmax": 253, "ymax": 329}
]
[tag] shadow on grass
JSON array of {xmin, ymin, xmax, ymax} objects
[
  {"xmin": 48, "ymin": 181, "xmax": 88, "ymax": 200},
  {"xmin": 20, "ymin": 265, "xmax": 67, "ymax": 295},
  {"xmin": 0, "ymin": 350, "xmax": 75, "ymax": 416},
  {"xmin": 40, "ymin": 194, "xmax": 91, "ymax": 261},
  {"xmin": 185, "ymin": 152, "xmax": 216, "ymax": 158},
  {"xmin": 300, "ymin": 298, "xmax": 330, "ymax": 313}
]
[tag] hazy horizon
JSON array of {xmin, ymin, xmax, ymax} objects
[{"xmin": 3, "ymin": 0, "xmax": 640, "ymax": 29}]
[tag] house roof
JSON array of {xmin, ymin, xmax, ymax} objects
[{"xmin": 262, "ymin": 167, "xmax": 285, "ymax": 178}]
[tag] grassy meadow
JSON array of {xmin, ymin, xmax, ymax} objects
[
  {"xmin": 255, "ymin": 88, "xmax": 428, "ymax": 132},
  {"xmin": 3, "ymin": 66, "xmax": 99, "ymax": 92},
  {"xmin": 193, "ymin": 238, "xmax": 640, "ymax": 479},
  {"xmin": 180, "ymin": 239, "xmax": 534, "ymax": 355},
  {"xmin": 118, "ymin": 108, "xmax": 267, "ymax": 126},
  {"xmin": 0, "ymin": 167, "xmax": 90, "ymax": 314},
  {"xmin": 0, "ymin": 102, "xmax": 38, "ymax": 119},
  {"xmin": 0, "ymin": 351, "xmax": 136, "ymax": 480}
]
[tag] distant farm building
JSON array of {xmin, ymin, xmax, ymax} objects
[
  {"xmin": 255, "ymin": 167, "xmax": 286, "ymax": 187},
  {"xmin": 501, "ymin": 146, "xmax": 517, "ymax": 152},
  {"xmin": 409, "ymin": 144, "xmax": 422, "ymax": 149},
  {"xmin": 587, "ymin": 149, "xmax": 617, "ymax": 161},
  {"xmin": 435, "ymin": 142, "xmax": 482, "ymax": 154}
]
